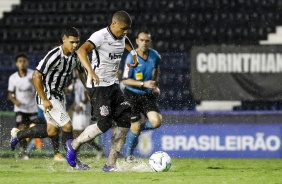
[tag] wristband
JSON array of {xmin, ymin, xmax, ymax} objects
[
  {"xmin": 131, "ymin": 50, "xmax": 137, "ymax": 56},
  {"xmin": 140, "ymin": 82, "xmax": 144, "ymax": 88}
]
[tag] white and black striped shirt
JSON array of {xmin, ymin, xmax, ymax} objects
[{"xmin": 36, "ymin": 46, "xmax": 84, "ymax": 104}]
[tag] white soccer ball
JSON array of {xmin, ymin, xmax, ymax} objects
[{"xmin": 149, "ymin": 151, "xmax": 171, "ymax": 172}]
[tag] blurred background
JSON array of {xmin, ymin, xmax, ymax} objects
[{"xmin": 1, "ymin": 0, "xmax": 282, "ymax": 111}]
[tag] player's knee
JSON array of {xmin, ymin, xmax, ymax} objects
[
  {"xmin": 149, "ymin": 115, "xmax": 162, "ymax": 128},
  {"xmin": 61, "ymin": 121, "xmax": 73, "ymax": 133},
  {"xmin": 47, "ymin": 129, "xmax": 58, "ymax": 137}
]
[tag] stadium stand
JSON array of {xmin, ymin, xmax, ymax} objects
[{"xmin": 1, "ymin": 0, "xmax": 282, "ymax": 111}]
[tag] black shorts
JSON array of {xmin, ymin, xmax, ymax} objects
[
  {"xmin": 87, "ymin": 84, "xmax": 130, "ymax": 123},
  {"xmin": 124, "ymin": 88, "xmax": 160, "ymax": 122},
  {"xmin": 15, "ymin": 112, "xmax": 38, "ymax": 126}
]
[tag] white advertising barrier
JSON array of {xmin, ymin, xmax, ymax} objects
[{"xmin": 100, "ymin": 123, "xmax": 282, "ymax": 158}]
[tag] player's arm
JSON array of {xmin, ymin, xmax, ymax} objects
[
  {"xmin": 152, "ymin": 66, "xmax": 160, "ymax": 87},
  {"xmin": 76, "ymin": 69, "xmax": 87, "ymax": 89},
  {"xmin": 8, "ymin": 91, "xmax": 21, "ymax": 107},
  {"xmin": 123, "ymin": 78, "xmax": 156, "ymax": 89},
  {"xmin": 32, "ymin": 70, "xmax": 52, "ymax": 112},
  {"xmin": 125, "ymin": 37, "xmax": 138, "ymax": 67},
  {"xmin": 77, "ymin": 41, "xmax": 99, "ymax": 85}
]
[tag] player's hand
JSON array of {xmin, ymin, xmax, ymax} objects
[
  {"xmin": 144, "ymin": 80, "xmax": 156, "ymax": 89},
  {"xmin": 153, "ymin": 87, "xmax": 160, "ymax": 96},
  {"xmin": 131, "ymin": 55, "xmax": 139, "ymax": 68},
  {"xmin": 14, "ymin": 100, "xmax": 21, "ymax": 107},
  {"xmin": 42, "ymin": 99, "xmax": 53, "ymax": 112},
  {"xmin": 89, "ymin": 71, "xmax": 99, "ymax": 86}
]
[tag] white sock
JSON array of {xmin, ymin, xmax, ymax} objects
[
  {"xmin": 72, "ymin": 124, "xmax": 103, "ymax": 150},
  {"xmin": 107, "ymin": 127, "xmax": 129, "ymax": 166}
]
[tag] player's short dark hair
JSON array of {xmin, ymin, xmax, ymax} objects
[
  {"xmin": 136, "ymin": 29, "xmax": 151, "ymax": 38},
  {"xmin": 113, "ymin": 11, "xmax": 132, "ymax": 26},
  {"xmin": 62, "ymin": 26, "xmax": 80, "ymax": 38},
  {"xmin": 15, "ymin": 53, "xmax": 28, "ymax": 62}
]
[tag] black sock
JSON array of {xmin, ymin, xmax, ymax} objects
[
  {"xmin": 17, "ymin": 124, "xmax": 48, "ymax": 140},
  {"xmin": 50, "ymin": 135, "xmax": 60, "ymax": 154},
  {"xmin": 61, "ymin": 131, "xmax": 73, "ymax": 151},
  {"xmin": 19, "ymin": 139, "xmax": 27, "ymax": 152}
]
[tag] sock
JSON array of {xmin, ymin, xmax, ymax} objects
[
  {"xmin": 107, "ymin": 127, "xmax": 128, "ymax": 166},
  {"xmin": 61, "ymin": 131, "xmax": 73, "ymax": 151},
  {"xmin": 19, "ymin": 139, "xmax": 28, "ymax": 154},
  {"xmin": 72, "ymin": 124, "xmax": 103, "ymax": 150},
  {"xmin": 50, "ymin": 135, "xmax": 60, "ymax": 154},
  {"xmin": 125, "ymin": 130, "xmax": 139, "ymax": 156},
  {"xmin": 140, "ymin": 120, "xmax": 155, "ymax": 131},
  {"xmin": 17, "ymin": 124, "xmax": 48, "ymax": 140}
]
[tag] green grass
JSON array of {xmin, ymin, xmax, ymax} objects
[{"xmin": 0, "ymin": 157, "xmax": 282, "ymax": 184}]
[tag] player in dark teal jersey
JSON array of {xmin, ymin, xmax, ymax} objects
[{"xmin": 122, "ymin": 29, "xmax": 162, "ymax": 162}]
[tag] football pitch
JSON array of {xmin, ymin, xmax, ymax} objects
[{"xmin": 0, "ymin": 157, "xmax": 281, "ymax": 184}]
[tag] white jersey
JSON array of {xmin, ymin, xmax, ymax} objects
[
  {"xmin": 8, "ymin": 69, "xmax": 37, "ymax": 113},
  {"xmin": 87, "ymin": 27, "xmax": 126, "ymax": 87},
  {"xmin": 74, "ymin": 79, "xmax": 91, "ymax": 115}
]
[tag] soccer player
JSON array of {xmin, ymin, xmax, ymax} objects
[
  {"xmin": 122, "ymin": 29, "xmax": 162, "ymax": 162},
  {"xmin": 65, "ymin": 10, "xmax": 138, "ymax": 172},
  {"xmin": 8, "ymin": 53, "xmax": 38, "ymax": 160},
  {"xmin": 10, "ymin": 27, "xmax": 88, "ymax": 168},
  {"xmin": 71, "ymin": 72, "xmax": 104, "ymax": 158}
]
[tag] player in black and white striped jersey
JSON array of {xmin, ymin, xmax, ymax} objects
[{"xmin": 10, "ymin": 27, "xmax": 89, "ymax": 169}]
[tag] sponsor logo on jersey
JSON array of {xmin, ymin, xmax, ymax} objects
[{"xmin": 109, "ymin": 53, "xmax": 122, "ymax": 60}]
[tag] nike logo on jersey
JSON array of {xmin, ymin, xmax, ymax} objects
[{"xmin": 108, "ymin": 42, "xmax": 122, "ymax": 46}]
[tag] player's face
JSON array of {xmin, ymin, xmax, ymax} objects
[
  {"xmin": 112, "ymin": 21, "xmax": 130, "ymax": 39},
  {"xmin": 16, "ymin": 57, "xmax": 28, "ymax": 70},
  {"xmin": 62, "ymin": 35, "xmax": 80, "ymax": 55},
  {"xmin": 136, "ymin": 33, "xmax": 151, "ymax": 52}
]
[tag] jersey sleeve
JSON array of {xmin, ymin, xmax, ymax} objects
[
  {"xmin": 155, "ymin": 53, "xmax": 161, "ymax": 68},
  {"xmin": 8, "ymin": 75, "xmax": 15, "ymax": 92},
  {"xmin": 122, "ymin": 53, "xmax": 134, "ymax": 79},
  {"xmin": 87, "ymin": 30, "xmax": 103, "ymax": 48},
  {"xmin": 36, "ymin": 48, "xmax": 60, "ymax": 75}
]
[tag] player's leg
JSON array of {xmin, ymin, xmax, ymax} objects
[
  {"xmin": 38, "ymin": 106, "xmax": 63, "ymax": 160},
  {"xmin": 11, "ymin": 112, "xmax": 48, "ymax": 151},
  {"xmin": 73, "ymin": 113, "xmax": 104, "ymax": 158},
  {"xmin": 17, "ymin": 123, "xmax": 29, "ymax": 159},
  {"xmin": 122, "ymin": 89, "xmax": 142, "ymax": 162},
  {"xmin": 141, "ymin": 93, "xmax": 162, "ymax": 130},
  {"xmin": 103, "ymin": 84, "xmax": 131, "ymax": 171},
  {"xmin": 66, "ymin": 87, "xmax": 112, "ymax": 167},
  {"xmin": 104, "ymin": 109, "xmax": 131, "ymax": 171},
  {"xmin": 142, "ymin": 111, "xmax": 162, "ymax": 130}
]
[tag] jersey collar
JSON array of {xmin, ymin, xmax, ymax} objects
[{"xmin": 107, "ymin": 26, "xmax": 118, "ymax": 40}]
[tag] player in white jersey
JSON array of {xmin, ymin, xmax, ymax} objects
[
  {"xmin": 9, "ymin": 53, "xmax": 65, "ymax": 161},
  {"xmin": 10, "ymin": 27, "xmax": 89, "ymax": 169},
  {"xmin": 8, "ymin": 53, "xmax": 38, "ymax": 159},
  {"xmin": 66, "ymin": 10, "xmax": 139, "ymax": 171},
  {"xmin": 71, "ymin": 73, "xmax": 104, "ymax": 157}
]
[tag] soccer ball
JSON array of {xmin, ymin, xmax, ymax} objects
[{"xmin": 149, "ymin": 151, "xmax": 171, "ymax": 172}]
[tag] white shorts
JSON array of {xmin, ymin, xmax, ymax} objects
[
  {"xmin": 38, "ymin": 99, "xmax": 71, "ymax": 128},
  {"xmin": 72, "ymin": 112, "xmax": 91, "ymax": 130}
]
